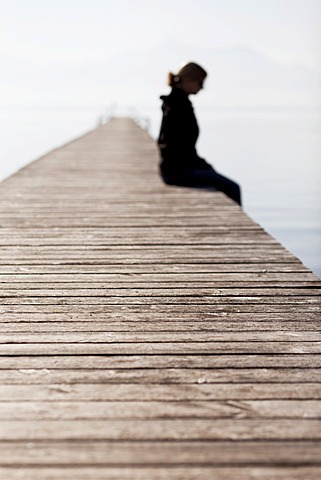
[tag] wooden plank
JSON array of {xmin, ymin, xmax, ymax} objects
[
  {"xmin": 1, "ymin": 342, "xmax": 321, "ymax": 355},
  {"xmin": 1, "ymin": 280, "xmax": 320, "ymax": 289},
  {"xmin": 1, "ymin": 321, "xmax": 320, "ymax": 332},
  {"xmin": 1, "ymin": 331, "xmax": 320, "ymax": 342},
  {"xmin": 1, "ymin": 400, "xmax": 320, "ymax": 419},
  {"xmin": 1, "ymin": 297, "xmax": 319, "ymax": 307},
  {"xmin": 0, "ymin": 217, "xmax": 273, "ymax": 228},
  {"xmin": 0, "ymin": 303, "xmax": 317, "ymax": 313},
  {"xmin": 1, "ymin": 271, "xmax": 319, "ymax": 281},
  {"xmin": 0, "ymin": 441, "xmax": 320, "ymax": 465},
  {"xmin": 1, "ymin": 384, "xmax": 320, "ymax": 401},
  {"xmin": 0, "ymin": 466, "xmax": 320, "ymax": 480},
  {"xmin": 1, "ymin": 419, "xmax": 321, "ymax": 440},
  {"xmin": 1, "ymin": 368, "xmax": 320, "ymax": 385},
  {"xmin": 0, "ymin": 312, "xmax": 319, "ymax": 322},
  {"xmin": 0, "ymin": 263, "xmax": 313, "ymax": 273},
  {"xmin": 1, "ymin": 287, "xmax": 320, "ymax": 297},
  {"xmin": 0, "ymin": 311, "xmax": 320, "ymax": 323},
  {"xmin": 0, "ymin": 354, "xmax": 320, "ymax": 369}
]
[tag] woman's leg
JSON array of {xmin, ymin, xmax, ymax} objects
[{"xmin": 163, "ymin": 168, "xmax": 242, "ymax": 205}]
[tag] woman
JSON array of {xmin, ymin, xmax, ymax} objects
[{"xmin": 157, "ymin": 62, "xmax": 242, "ymax": 205}]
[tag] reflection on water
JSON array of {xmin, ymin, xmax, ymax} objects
[{"xmin": 0, "ymin": 106, "xmax": 320, "ymax": 277}]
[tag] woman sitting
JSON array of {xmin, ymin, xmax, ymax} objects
[{"xmin": 157, "ymin": 61, "xmax": 242, "ymax": 206}]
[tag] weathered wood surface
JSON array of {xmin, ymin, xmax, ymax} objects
[{"xmin": 0, "ymin": 117, "xmax": 320, "ymax": 480}]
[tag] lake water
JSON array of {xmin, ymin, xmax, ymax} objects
[{"xmin": 1, "ymin": 105, "xmax": 320, "ymax": 277}]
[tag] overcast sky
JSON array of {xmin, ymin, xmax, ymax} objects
[
  {"xmin": 0, "ymin": 0, "xmax": 320, "ymax": 109},
  {"xmin": 1, "ymin": 0, "xmax": 320, "ymax": 68}
]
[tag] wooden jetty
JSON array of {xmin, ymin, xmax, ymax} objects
[{"xmin": 0, "ymin": 117, "xmax": 320, "ymax": 479}]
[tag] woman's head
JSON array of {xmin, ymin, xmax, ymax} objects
[{"xmin": 168, "ymin": 62, "xmax": 207, "ymax": 95}]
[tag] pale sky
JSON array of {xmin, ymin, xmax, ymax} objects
[
  {"xmin": 0, "ymin": 0, "xmax": 320, "ymax": 109},
  {"xmin": 0, "ymin": 0, "xmax": 320, "ymax": 69}
]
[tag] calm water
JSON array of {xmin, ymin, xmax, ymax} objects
[
  {"xmin": 1, "ymin": 106, "xmax": 320, "ymax": 277},
  {"xmin": 198, "ymin": 108, "xmax": 321, "ymax": 278}
]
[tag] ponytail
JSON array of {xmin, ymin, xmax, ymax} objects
[{"xmin": 167, "ymin": 72, "xmax": 181, "ymax": 87}]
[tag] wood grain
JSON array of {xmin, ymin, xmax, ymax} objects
[{"xmin": 0, "ymin": 118, "xmax": 320, "ymax": 478}]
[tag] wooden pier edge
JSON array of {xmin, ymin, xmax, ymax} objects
[{"xmin": 0, "ymin": 117, "xmax": 320, "ymax": 480}]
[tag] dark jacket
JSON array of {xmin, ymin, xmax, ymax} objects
[{"xmin": 157, "ymin": 87, "xmax": 211, "ymax": 176}]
